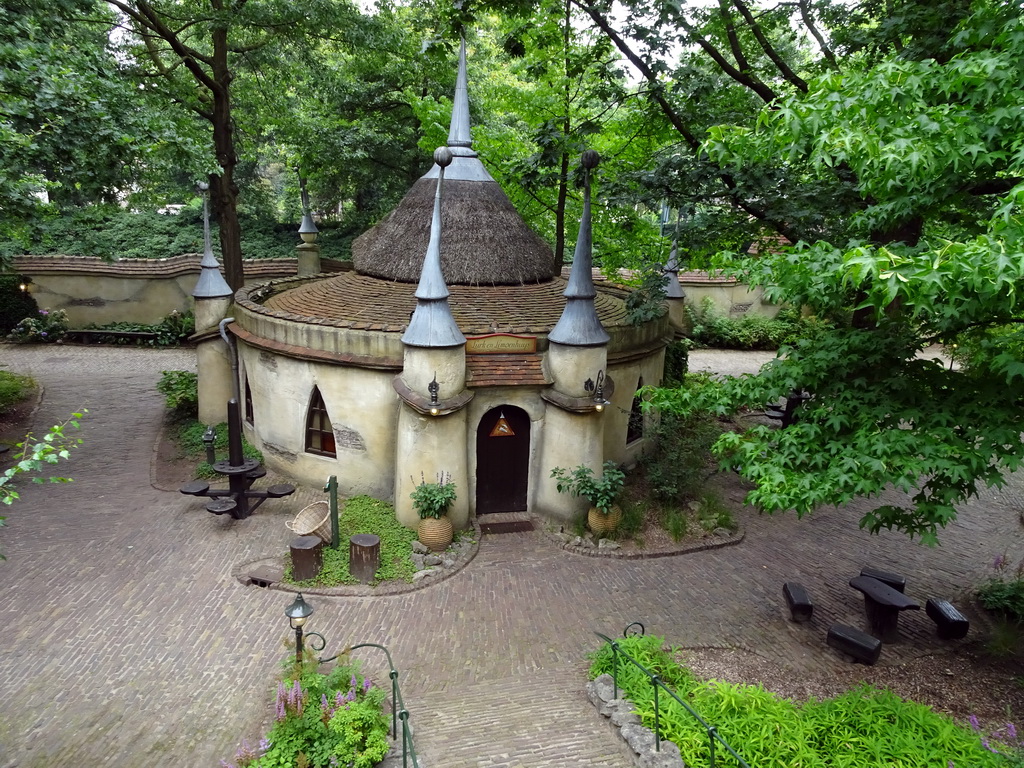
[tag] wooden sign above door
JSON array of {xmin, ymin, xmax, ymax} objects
[{"xmin": 489, "ymin": 414, "xmax": 515, "ymax": 437}]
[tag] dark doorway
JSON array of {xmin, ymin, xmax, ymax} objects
[{"xmin": 475, "ymin": 405, "xmax": 530, "ymax": 514}]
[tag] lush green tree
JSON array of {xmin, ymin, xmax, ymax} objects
[
  {"xmin": 642, "ymin": 0, "xmax": 1024, "ymax": 544},
  {"xmin": 107, "ymin": 0, "xmax": 369, "ymax": 288},
  {"xmin": 0, "ymin": 0, "xmax": 190, "ymax": 258}
]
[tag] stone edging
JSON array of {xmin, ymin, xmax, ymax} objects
[
  {"xmin": 230, "ymin": 519, "xmax": 482, "ymax": 597},
  {"xmin": 587, "ymin": 674, "xmax": 684, "ymax": 767},
  {"xmin": 538, "ymin": 517, "xmax": 746, "ymax": 560}
]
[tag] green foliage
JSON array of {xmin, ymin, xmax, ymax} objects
[
  {"xmin": 9, "ymin": 204, "xmax": 356, "ymax": 261},
  {"xmin": 978, "ymin": 555, "xmax": 1024, "ymax": 623},
  {"xmin": 225, "ymin": 658, "xmax": 390, "ymax": 768},
  {"xmin": 589, "ymin": 635, "xmax": 1008, "ymax": 768},
  {"xmin": 646, "ymin": 320, "xmax": 1024, "ymax": 545},
  {"xmin": 82, "ymin": 311, "xmax": 195, "ymax": 347},
  {"xmin": 0, "ymin": 277, "xmax": 38, "ymax": 333},
  {"xmin": 662, "ymin": 340, "xmax": 690, "ymax": 387},
  {"xmin": 156, "ymin": 370, "xmax": 198, "ymax": 418},
  {"xmin": 6, "ymin": 308, "xmax": 70, "ymax": 343},
  {"xmin": 551, "ymin": 461, "xmax": 626, "ymax": 514},
  {"xmin": 685, "ymin": 297, "xmax": 821, "ymax": 350},
  {"xmin": 0, "ymin": 371, "xmax": 34, "ymax": 415},
  {"xmin": 641, "ymin": 385, "xmax": 719, "ymax": 505},
  {"xmin": 1, "ymin": 410, "xmax": 86, "ymax": 557},
  {"xmin": 410, "ymin": 472, "xmax": 457, "ymax": 520},
  {"xmin": 173, "ymin": 420, "xmax": 263, "ymax": 479},
  {"xmin": 696, "ymin": 491, "xmax": 735, "ymax": 532},
  {"xmin": 285, "ymin": 496, "xmax": 417, "ymax": 586}
]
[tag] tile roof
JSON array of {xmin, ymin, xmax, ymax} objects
[
  {"xmin": 466, "ymin": 354, "xmax": 550, "ymax": 388},
  {"xmin": 259, "ymin": 272, "xmax": 630, "ymax": 335}
]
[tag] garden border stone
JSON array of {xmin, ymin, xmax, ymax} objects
[{"xmin": 587, "ymin": 674, "xmax": 685, "ymax": 767}]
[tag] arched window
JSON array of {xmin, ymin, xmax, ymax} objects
[
  {"xmin": 305, "ymin": 387, "xmax": 336, "ymax": 457},
  {"xmin": 626, "ymin": 377, "xmax": 644, "ymax": 444},
  {"xmin": 244, "ymin": 376, "xmax": 254, "ymax": 425}
]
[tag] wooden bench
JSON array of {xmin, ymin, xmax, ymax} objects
[
  {"xmin": 926, "ymin": 598, "xmax": 969, "ymax": 640},
  {"xmin": 848, "ymin": 575, "xmax": 919, "ymax": 642},
  {"xmin": 66, "ymin": 329, "xmax": 158, "ymax": 344},
  {"xmin": 860, "ymin": 566, "xmax": 906, "ymax": 593},
  {"xmin": 827, "ymin": 623, "xmax": 882, "ymax": 665},
  {"xmin": 783, "ymin": 582, "xmax": 814, "ymax": 622}
]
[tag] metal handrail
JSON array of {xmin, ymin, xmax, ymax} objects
[
  {"xmin": 595, "ymin": 624, "xmax": 752, "ymax": 768},
  {"xmin": 321, "ymin": 642, "xmax": 419, "ymax": 768}
]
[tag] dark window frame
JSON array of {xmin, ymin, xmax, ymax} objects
[
  {"xmin": 305, "ymin": 387, "xmax": 336, "ymax": 457},
  {"xmin": 626, "ymin": 377, "xmax": 644, "ymax": 444}
]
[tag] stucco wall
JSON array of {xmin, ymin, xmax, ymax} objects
[
  {"xmin": 11, "ymin": 255, "xmax": 298, "ymax": 326},
  {"xmin": 239, "ymin": 345, "xmax": 398, "ymax": 500}
]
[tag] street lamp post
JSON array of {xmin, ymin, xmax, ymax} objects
[{"xmin": 284, "ymin": 593, "xmax": 326, "ymax": 665}]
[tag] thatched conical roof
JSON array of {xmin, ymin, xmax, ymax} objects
[
  {"xmin": 351, "ymin": 177, "xmax": 555, "ymax": 285},
  {"xmin": 351, "ymin": 36, "xmax": 555, "ymax": 286}
]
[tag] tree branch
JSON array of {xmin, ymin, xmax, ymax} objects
[
  {"xmin": 798, "ymin": 0, "xmax": 838, "ymax": 68},
  {"xmin": 731, "ymin": 0, "xmax": 809, "ymax": 92}
]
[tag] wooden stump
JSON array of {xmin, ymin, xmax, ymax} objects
[
  {"xmin": 290, "ymin": 535, "xmax": 323, "ymax": 581},
  {"xmin": 350, "ymin": 534, "xmax": 381, "ymax": 583}
]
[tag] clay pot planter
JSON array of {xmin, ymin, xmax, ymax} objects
[
  {"xmin": 588, "ymin": 504, "xmax": 622, "ymax": 536},
  {"xmin": 417, "ymin": 515, "xmax": 454, "ymax": 552}
]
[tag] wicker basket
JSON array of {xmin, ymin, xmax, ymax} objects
[{"xmin": 286, "ymin": 501, "xmax": 332, "ymax": 543}]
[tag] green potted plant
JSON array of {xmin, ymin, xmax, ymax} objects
[
  {"xmin": 550, "ymin": 461, "xmax": 626, "ymax": 535},
  {"xmin": 411, "ymin": 472, "xmax": 457, "ymax": 551}
]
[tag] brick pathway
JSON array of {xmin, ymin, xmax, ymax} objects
[{"xmin": 0, "ymin": 345, "xmax": 1021, "ymax": 768}]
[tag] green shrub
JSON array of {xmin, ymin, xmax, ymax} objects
[
  {"xmin": 685, "ymin": 297, "xmax": 824, "ymax": 350},
  {"xmin": 13, "ymin": 203, "xmax": 358, "ymax": 261},
  {"xmin": 978, "ymin": 554, "xmax": 1024, "ymax": 623},
  {"xmin": 0, "ymin": 371, "xmax": 34, "ymax": 415},
  {"xmin": 173, "ymin": 420, "xmax": 263, "ymax": 478},
  {"xmin": 641, "ymin": 404, "xmax": 719, "ymax": 505},
  {"xmin": 284, "ymin": 496, "xmax": 418, "ymax": 586},
  {"xmin": 589, "ymin": 635, "xmax": 1008, "ymax": 768},
  {"xmin": 223, "ymin": 658, "xmax": 390, "ymax": 768},
  {"xmin": 7, "ymin": 308, "xmax": 70, "ymax": 343},
  {"xmin": 83, "ymin": 310, "xmax": 195, "ymax": 347},
  {"xmin": 0, "ymin": 277, "xmax": 38, "ymax": 334},
  {"xmin": 156, "ymin": 370, "xmax": 198, "ymax": 417}
]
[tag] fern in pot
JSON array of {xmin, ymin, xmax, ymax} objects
[
  {"xmin": 411, "ymin": 472, "xmax": 457, "ymax": 551},
  {"xmin": 550, "ymin": 461, "xmax": 626, "ymax": 535}
]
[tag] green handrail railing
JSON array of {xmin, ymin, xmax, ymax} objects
[
  {"xmin": 594, "ymin": 623, "xmax": 752, "ymax": 768},
  {"xmin": 321, "ymin": 642, "xmax": 419, "ymax": 768}
]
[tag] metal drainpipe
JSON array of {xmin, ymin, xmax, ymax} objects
[{"xmin": 218, "ymin": 317, "xmax": 242, "ymax": 406}]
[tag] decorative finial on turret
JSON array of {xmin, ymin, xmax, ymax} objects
[
  {"xmin": 663, "ymin": 212, "xmax": 685, "ymax": 299},
  {"xmin": 297, "ymin": 173, "xmax": 318, "ymax": 244},
  {"xmin": 192, "ymin": 181, "xmax": 233, "ymax": 298},
  {"xmin": 402, "ymin": 147, "xmax": 465, "ymax": 348},
  {"xmin": 548, "ymin": 151, "xmax": 610, "ymax": 347}
]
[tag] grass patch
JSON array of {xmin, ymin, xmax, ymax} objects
[
  {"xmin": 284, "ymin": 496, "xmax": 418, "ymax": 587},
  {"xmin": 590, "ymin": 634, "xmax": 1012, "ymax": 767},
  {"xmin": 0, "ymin": 371, "xmax": 35, "ymax": 415},
  {"xmin": 171, "ymin": 418, "xmax": 263, "ymax": 479}
]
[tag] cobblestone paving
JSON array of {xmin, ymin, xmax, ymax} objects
[{"xmin": 0, "ymin": 346, "xmax": 1021, "ymax": 768}]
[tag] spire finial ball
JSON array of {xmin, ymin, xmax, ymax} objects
[
  {"xmin": 434, "ymin": 147, "xmax": 453, "ymax": 168},
  {"xmin": 581, "ymin": 150, "xmax": 600, "ymax": 169}
]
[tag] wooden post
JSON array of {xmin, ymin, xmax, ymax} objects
[
  {"xmin": 290, "ymin": 536, "xmax": 323, "ymax": 581},
  {"xmin": 349, "ymin": 534, "xmax": 381, "ymax": 583}
]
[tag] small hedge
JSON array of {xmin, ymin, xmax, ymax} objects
[{"xmin": 589, "ymin": 634, "xmax": 1011, "ymax": 767}]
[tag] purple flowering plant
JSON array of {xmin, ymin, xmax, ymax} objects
[
  {"xmin": 7, "ymin": 308, "xmax": 70, "ymax": 344},
  {"xmin": 977, "ymin": 553, "xmax": 1024, "ymax": 623},
  {"xmin": 224, "ymin": 657, "xmax": 390, "ymax": 767}
]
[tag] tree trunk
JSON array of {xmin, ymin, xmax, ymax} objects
[{"xmin": 210, "ymin": 25, "xmax": 244, "ymax": 291}]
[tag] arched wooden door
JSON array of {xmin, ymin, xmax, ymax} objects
[{"xmin": 475, "ymin": 406, "xmax": 530, "ymax": 514}]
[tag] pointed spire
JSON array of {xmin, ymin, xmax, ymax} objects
[
  {"xmin": 548, "ymin": 151, "xmax": 610, "ymax": 347},
  {"xmin": 663, "ymin": 215, "xmax": 685, "ymax": 299},
  {"xmin": 448, "ymin": 37, "xmax": 472, "ymax": 151},
  {"xmin": 192, "ymin": 182, "xmax": 232, "ymax": 298},
  {"xmin": 402, "ymin": 147, "xmax": 466, "ymax": 348},
  {"xmin": 424, "ymin": 35, "xmax": 494, "ymax": 183}
]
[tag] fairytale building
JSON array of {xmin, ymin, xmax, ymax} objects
[{"xmin": 193, "ymin": 41, "xmax": 677, "ymax": 529}]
